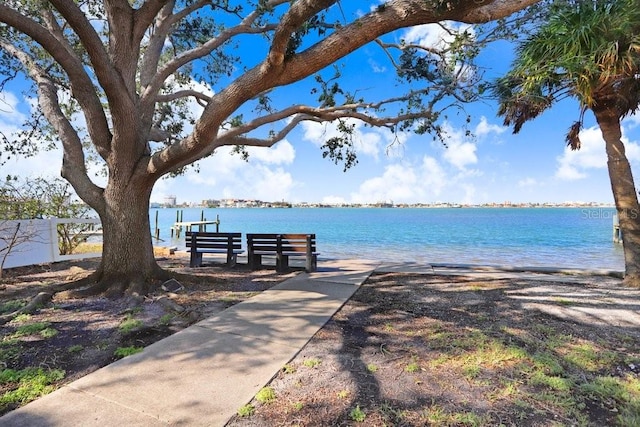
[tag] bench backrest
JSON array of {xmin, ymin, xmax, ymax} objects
[
  {"xmin": 247, "ymin": 233, "xmax": 316, "ymax": 253},
  {"xmin": 186, "ymin": 231, "xmax": 242, "ymax": 250}
]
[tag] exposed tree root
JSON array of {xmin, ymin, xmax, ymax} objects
[
  {"xmin": 0, "ymin": 291, "xmax": 53, "ymax": 325},
  {"xmin": 52, "ymin": 270, "xmax": 103, "ymax": 293}
]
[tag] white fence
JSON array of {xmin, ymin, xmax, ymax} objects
[{"xmin": 0, "ymin": 218, "xmax": 101, "ymax": 269}]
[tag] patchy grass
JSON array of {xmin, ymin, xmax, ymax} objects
[
  {"xmin": 12, "ymin": 322, "xmax": 58, "ymax": 339},
  {"xmin": 0, "ymin": 368, "xmax": 65, "ymax": 411},
  {"xmin": 349, "ymin": 405, "xmax": 366, "ymax": 422},
  {"xmin": 255, "ymin": 387, "xmax": 276, "ymax": 404},
  {"xmin": 302, "ymin": 358, "xmax": 321, "ymax": 368},
  {"xmin": 0, "ymin": 301, "xmax": 26, "ymax": 315},
  {"xmin": 227, "ymin": 273, "xmax": 640, "ymax": 427},
  {"xmin": 113, "ymin": 346, "xmax": 144, "ymax": 359},
  {"xmin": 237, "ymin": 404, "xmax": 254, "ymax": 417},
  {"xmin": 118, "ymin": 317, "xmax": 143, "ymax": 334}
]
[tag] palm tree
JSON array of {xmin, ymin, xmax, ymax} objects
[{"xmin": 494, "ymin": 0, "xmax": 640, "ymax": 287}]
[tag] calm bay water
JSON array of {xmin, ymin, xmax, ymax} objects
[{"xmin": 150, "ymin": 207, "xmax": 624, "ymax": 271}]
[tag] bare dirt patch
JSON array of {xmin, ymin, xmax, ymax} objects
[
  {"xmin": 0, "ymin": 255, "xmax": 292, "ymax": 416},
  {"xmin": 228, "ymin": 272, "xmax": 640, "ymax": 427}
]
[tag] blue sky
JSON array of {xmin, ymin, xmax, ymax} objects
[{"xmin": 1, "ymin": 15, "xmax": 639, "ymax": 206}]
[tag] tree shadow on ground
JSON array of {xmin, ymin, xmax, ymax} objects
[{"xmin": 235, "ymin": 272, "xmax": 640, "ymax": 426}]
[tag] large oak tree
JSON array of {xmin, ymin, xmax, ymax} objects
[{"xmin": 0, "ymin": 0, "xmax": 539, "ymax": 296}]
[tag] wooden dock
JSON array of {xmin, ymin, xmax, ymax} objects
[
  {"xmin": 171, "ymin": 220, "xmax": 220, "ymax": 237},
  {"xmin": 613, "ymin": 214, "xmax": 622, "ymax": 243},
  {"xmin": 169, "ymin": 210, "xmax": 221, "ymax": 238}
]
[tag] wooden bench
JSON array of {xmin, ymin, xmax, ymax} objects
[
  {"xmin": 247, "ymin": 233, "xmax": 318, "ymax": 273},
  {"xmin": 186, "ymin": 231, "xmax": 243, "ymax": 267}
]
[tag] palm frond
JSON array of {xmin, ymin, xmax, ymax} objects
[{"xmin": 566, "ymin": 121, "xmax": 582, "ymax": 151}]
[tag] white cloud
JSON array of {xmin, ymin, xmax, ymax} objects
[
  {"xmin": 301, "ymin": 119, "xmax": 408, "ymax": 161},
  {"xmin": 350, "ymin": 163, "xmax": 419, "ymax": 203},
  {"xmin": 624, "ymin": 113, "xmax": 640, "ymax": 130},
  {"xmin": 555, "ymin": 127, "xmax": 604, "ymax": 180},
  {"xmin": 347, "ymin": 155, "xmax": 461, "ymax": 204},
  {"xmin": 0, "ymin": 90, "xmax": 64, "ymax": 177},
  {"xmin": 475, "ymin": 116, "xmax": 506, "ymax": 138},
  {"xmin": 459, "ymin": 183, "xmax": 477, "ymax": 205},
  {"xmin": 249, "ymin": 140, "xmax": 295, "ymax": 164},
  {"xmin": 518, "ymin": 177, "xmax": 538, "ymax": 187},
  {"xmin": 403, "ymin": 22, "xmax": 473, "ymax": 49},
  {"xmin": 152, "ymin": 141, "xmax": 297, "ymax": 203},
  {"xmin": 555, "ymin": 125, "xmax": 640, "ymax": 180},
  {"xmin": 402, "ymin": 22, "xmax": 476, "ymax": 82},
  {"xmin": 556, "ymin": 126, "xmax": 640, "ymax": 180},
  {"xmin": 440, "ymin": 123, "xmax": 478, "ymax": 170},
  {"xmin": 420, "ymin": 156, "xmax": 447, "ymax": 196},
  {"xmin": 0, "ymin": 91, "xmax": 26, "ymax": 130},
  {"xmin": 221, "ymin": 165, "xmax": 293, "ymax": 201},
  {"xmin": 368, "ymin": 58, "xmax": 386, "ymax": 73}
]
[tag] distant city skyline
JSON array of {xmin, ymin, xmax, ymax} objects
[{"xmin": 154, "ymin": 197, "xmax": 615, "ymax": 209}]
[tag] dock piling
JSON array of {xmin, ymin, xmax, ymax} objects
[{"xmin": 613, "ymin": 214, "xmax": 623, "ymax": 243}]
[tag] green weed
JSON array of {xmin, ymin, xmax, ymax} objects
[
  {"xmin": 424, "ymin": 405, "xmax": 488, "ymax": 426},
  {"xmin": 118, "ymin": 317, "xmax": 143, "ymax": 333},
  {"xmin": 0, "ymin": 300, "xmax": 25, "ymax": 315},
  {"xmin": 255, "ymin": 387, "xmax": 276, "ymax": 404},
  {"xmin": 282, "ymin": 364, "xmax": 296, "ymax": 374},
  {"xmin": 491, "ymin": 380, "xmax": 520, "ymax": 400},
  {"xmin": 0, "ymin": 368, "xmax": 65, "ymax": 409},
  {"xmin": 67, "ymin": 345, "xmax": 84, "ymax": 353},
  {"xmin": 113, "ymin": 346, "xmax": 143, "ymax": 358},
  {"xmin": 530, "ymin": 372, "xmax": 573, "ymax": 391},
  {"xmin": 378, "ymin": 402, "xmax": 407, "ymax": 423},
  {"xmin": 367, "ymin": 364, "xmax": 378, "ymax": 373},
  {"xmin": 451, "ymin": 411, "xmax": 489, "ymax": 426},
  {"xmin": 350, "ymin": 405, "xmax": 366, "ymax": 422},
  {"xmin": 462, "ymin": 365, "xmax": 481, "ymax": 379},
  {"xmin": 337, "ymin": 390, "xmax": 350, "ymax": 399},
  {"xmin": 0, "ymin": 345, "xmax": 21, "ymax": 365},
  {"xmin": 10, "ymin": 314, "xmax": 31, "ymax": 324},
  {"xmin": 563, "ymin": 342, "xmax": 617, "ymax": 372},
  {"xmin": 39, "ymin": 328, "xmax": 58, "ymax": 338},
  {"xmin": 13, "ymin": 322, "xmax": 57, "ymax": 338},
  {"xmin": 405, "ymin": 362, "xmax": 420, "ymax": 373},
  {"xmin": 424, "ymin": 405, "xmax": 448, "ymax": 424},
  {"xmin": 302, "ymin": 358, "xmax": 321, "ymax": 368},
  {"xmin": 580, "ymin": 375, "xmax": 640, "ymax": 407},
  {"xmin": 531, "ymin": 351, "xmax": 565, "ymax": 376},
  {"xmin": 158, "ymin": 314, "xmax": 173, "ymax": 326},
  {"xmin": 237, "ymin": 404, "xmax": 254, "ymax": 417}
]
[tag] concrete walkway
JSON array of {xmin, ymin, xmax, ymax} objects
[{"xmin": 0, "ymin": 259, "xmax": 379, "ymax": 427}]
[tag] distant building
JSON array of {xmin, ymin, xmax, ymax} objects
[{"xmin": 164, "ymin": 195, "xmax": 177, "ymax": 207}]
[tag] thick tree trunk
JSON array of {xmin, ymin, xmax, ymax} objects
[
  {"xmin": 91, "ymin": 179, "xmax": 167, "ymax": 297},
  {"xmin": 594, "ymin": 107, "xmax": 640, "ymax": 287}
]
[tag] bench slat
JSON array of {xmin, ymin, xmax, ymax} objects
[
  {"xmin": 247, "ymin": 233, "xmax": 318, "ymax": 273},
  {"xmin": 186, "ymin": 231, "xmax": 243, "ymax": 267}
]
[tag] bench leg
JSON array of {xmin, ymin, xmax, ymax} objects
[
  {"xmin": 227, "ymin": 253, "xmax": 237, "ymax": 268},
  {"xmin": 276, "ymin": 254, "xmax": 289, "ymax": 273},
  {"xmin": 305, "ymin": 255, "xmax": 317, "ymax": 273},
  {"xmin": 249, "ymin": 254, "xmax": 262, "ymax": 270},
  {"xmin": 190, "ymin": 252, "xmax": 203, "ymax": 268}
]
